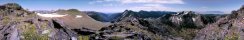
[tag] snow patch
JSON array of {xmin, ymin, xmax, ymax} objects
[
  {"xmin": 184, "ymin": 11, "xmax": 189, "ymax": 15},
  {"xmin": 176, "ymin": 17, "xmax": 182, "ymax": 21},
  {"xmin": 192, "ymin": 18, "xmax": 196, "ymax": 21},
  {"xmin": 37, "ymin": 13, "xmax": 67, "ymax": 17},
  {"xmin": 171, "ymin": 16, "xmax": 182, "ymax": 24},
  {"xmin": 75, "ymin": 15, "xmax": 83, "ymax": 18},
  {"xmin": 175, "ymin": 12, "xmax": 180, "ymax": 15},
  {"xmin": 71, "ymin": 37, "xmax": 77, "ymax": 40}
]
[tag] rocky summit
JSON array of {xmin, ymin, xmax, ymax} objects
[{"xmin": 0, "ymin": 3, "xmax": 244, "ymax": 40}]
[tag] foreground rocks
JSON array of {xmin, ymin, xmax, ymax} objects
[
  {"xmin": 0, "ymin": 3, "xmax": 244, "ymax": 40},
  {"xmin": 194, "ymin": 6, "xmax": 244, "ymax": 40},
  {"xmin": 0, "ymin": 3, "xmax": 91, "ymax": 40}
]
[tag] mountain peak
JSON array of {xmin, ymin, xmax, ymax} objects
[
  {"xmin": 229, "ymin": 5, "xmax": 244, "ymax": 19},
  {"xmin": 121, "ymin": 10, "xmax": 136, "ymax": 17},
  {"xmin": 0, "ymin": 3, "xmax": 28, "ymax": 17},
  {"xmin": 176, "ymin": 11, "xmax": 197, "ymax": 15},
  {"xmin": 125, "ymin": 10, "xmax": 134, "ymax": 12},
  {"xmin": 239, "ymin": 5, "xmax": 244, "ymax": 11},
  {"xmin": 2, "ymin": 3, "xmax": 22, "ymax": 10}
]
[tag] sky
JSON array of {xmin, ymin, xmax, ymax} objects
[{"xmin": 0, "ymin": 0, "xmax": 244, "ymax": 13}]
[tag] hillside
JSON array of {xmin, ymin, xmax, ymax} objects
[{"xmin": 0, "ymin": 3, "xmax": 243, "ymax": 40}]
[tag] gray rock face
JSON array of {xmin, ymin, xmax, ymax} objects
[
  {"xmin": 169, "ymin": 11, "xmax": 205, "ymax": 28},
  {"xmin": 92, "ymin": 17, "xmax": 161, "ymax": 40},
  {"xmin": 93, "ymin": 10, "xmax": 225, "ymax": 40},
  {"xmin": 1, "ymin": 3, "xmax": 244, "ymax": 40},
  {"xmin": 194, "ymin": 5, "xmax": 244, "ymax": 40},
  {"xmin": 0, "ymin": 22, "xmax": 18, "ymax": 40},
  {"xmin": 0, "ymin": 3, "xmax": 26, "ymax": 40},
  {"xmin": 0, "ymin": 3, "xmax": 79, "ymax": 40}
]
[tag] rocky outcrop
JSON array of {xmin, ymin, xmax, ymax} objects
[
  {"xmin": 92, "ymin": 16, "xmax": 163, "ymax": 40},
  {"xmin": 0, "ymin": 3, "xmax": 97, "ymax": 40},
  {"xmin": 123, "ymin": 11, "xmax": 225, "ymax": 40},
  {"xmin": 0, "ymin": 3, "xmax": 30, "ymax": 40},
  {"xmin": 1, "ymin": 3, "xmax": 244, "ymax": 40},
  {"xmin": 194, "ymin": 5, "xmax": 244, "ymax": 40},
  {"xmin": 89, "ymin": 9, "xmax": 225, "ymax": 40},
  {"xmin": 169, "ymin": 11, "xmax": 205, "ymax": 28}
]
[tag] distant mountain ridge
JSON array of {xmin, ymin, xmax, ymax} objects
[
  {"xmin": 83, "ymin": 10, "xmax": 230, "ymax": 23},
  {"xmin": 1, "ymin": 3, "xmax": 244, "ymax": 40},
  {"xmin": 83, "ymin": 11, "xmax": 122, "ymax": 22},
  {"xmin": 85, "ymin": 10, "xmax": 177, "ymax": 22}
]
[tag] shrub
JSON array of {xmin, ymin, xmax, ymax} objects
[
  {"xmin": 2, "ymin": 16, "xmax": 10, "ymax": 25},
  {"xmin": 20, "ymin": 23, "xmax": 49, "ymax": 40},
  {"xmin": 4, "ymin": 3, "xmax": 22, "ymax": 10},
  {"xmin": 67, "ymin": 9, "xmax": 81, "ymax": 15},
  {"xmin": 78, "ymin": 35, "xmax": 89, "ymax": 40},
  {"xmin": 225, "ymin": 32, "xmax": 239, "ymax": 40}
]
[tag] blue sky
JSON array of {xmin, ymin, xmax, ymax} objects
[{"xmin": 0, "ymin": 0, "xmax": 244, "ymax": 13}]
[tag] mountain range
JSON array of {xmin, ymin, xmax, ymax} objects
[{"xmin": 0, "ymin": 3, "xmax": 243, "ymax": 40}]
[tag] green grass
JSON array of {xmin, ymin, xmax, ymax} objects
[
  {"xmin": 56, "ymin": 9, "xmax": 81, "ymax": 15},
  {"xmin": 78, "ymin": 35, "xmax": 89, "ymax": 40},
  {"xmin": 224, "ymin": 32, "xmax": 239, "ymax": 40},
  {"xmin": 170, "ymin": 28, "xmax": 198, "ymax": 40},
  {"xmin": 2, "ymin": 16, "xmax": 10, "ymax": 25},
  {"xmin": 20, "ymin": 23, "xmax": 49, "ymax": 40}
]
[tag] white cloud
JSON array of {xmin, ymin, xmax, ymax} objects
[
  {"xmin": 200, "ymin": 6, "xmax": 208, "ymax": 9},
  {"xmin": 121, "ymin": 0, "xmax": 184, "ymax": 4},
  {"xmin": 128, "ymin": 4, "xmax": 172, "ymax": 11},
  {"xmin": 89, "ymin": 0, "xmax": 104, "ymax": 4},
  {"xmin": 143, "ymin": 4, "xmax": 162, "ymax": 7},
  {"xmin": 90, "ymin": 0, "xmax": 184, "ymax": 4},
  {"xmin": 103, "ymin": 4, "xmax": 116, "ymax": 6}
]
